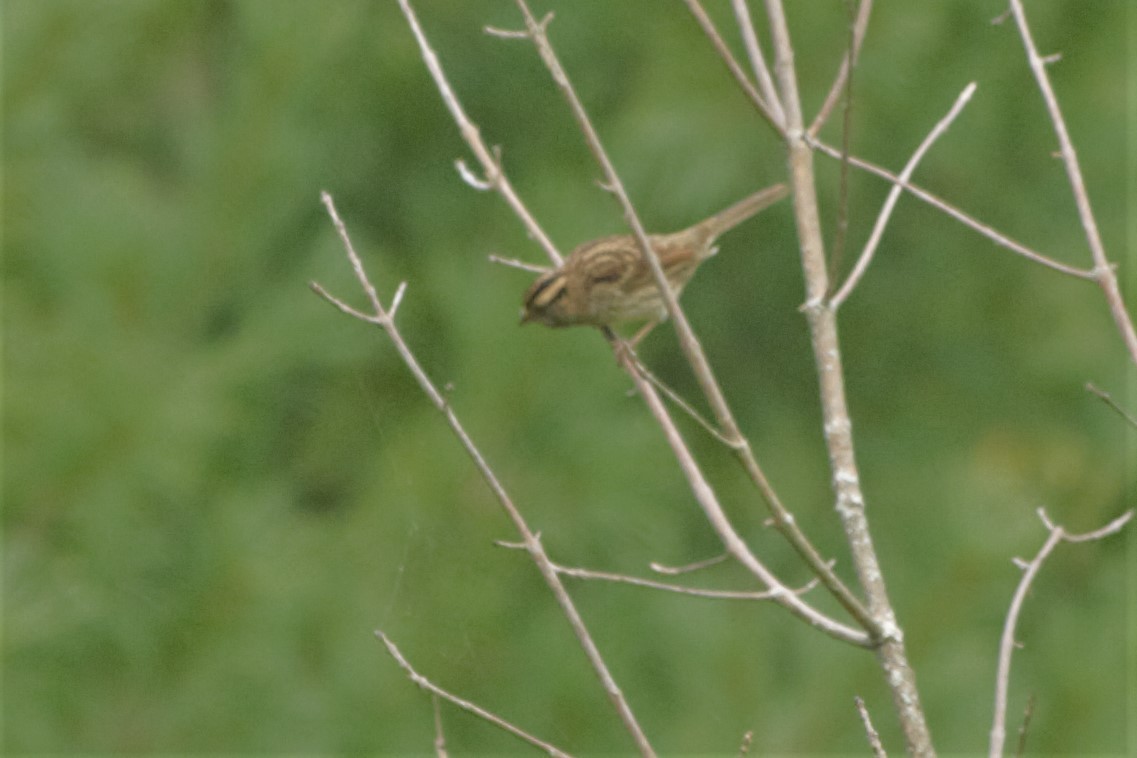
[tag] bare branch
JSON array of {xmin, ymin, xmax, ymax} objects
[
  {"xmin": 309, "ymin": 280, "xmax": 382, "ymax": 325},
  {"xmin": 683, "ymin": 0, "xmax": 786, "ymax": 135},
  {"xmin": 320, "ymin": 190, "xmax": 387, "ymax": 315},
  {"xmin": 651, "ymin": 553, "xmax": 729, "ymax": 575},
  {"xmin": 483, "ymin": 24, "xmax": 531, "ymax": 40},
  {"xmin": 729, "ymin": 0, "xmax": 786, "ymax": 127},
  {"xmin": 831, "ymin": 82, "xmax": 978, "ymax": 308},
  {"xmin": 627, "ymin": 356, "xmax": 737, "ymax": 447},
  {"xmin": 823, "ymin": 0, "xmax": 860, "ymax": 291},
  {"xmin": 376, "ymin": 631, "xmax": 571, "ymax": 758},
  {"xmin": 319, "ymin": 187, "xmax": 653, "ymax": 754},
  {"xmin": 808, "ymin": 0, "xmax": 873, "ymax": 138},
  {"xmin": 455, "ymin": 158, "xmax": 494, "ymax": 191},
  {"xmin": 1085, "ymin": 382, "xmax": 1137, "ymax": 429},
  {"xmin": 989, "ymin": 507, "xmax": 1133, "ymax": 757},
  {"xmin": 398, "ymin": 0, "xmax": 563, "ymax": 266},
  {"xmin": 488, "ymin": 254, "xmax": 549, "ymax": 275},
  {"xmin": 1051, "ymin": 509, "xmax": 1133, "ymax": 543},
  {"xmin": 540, "ymin": 554, "xmax": 822, "ymax": 601},
  {"xmin": 1007, "ymin": 0, "xmax": 1137, "ymax": 364},
  {"xmin": 432, "ymin": 695, "xmax": 448, "ymax": 758},
  {"xmin": 388, "ymin": 281, "xmax": 408, "ymax": 320},
  {"xmin": 762, "ymin": 0, "xmax": 933, "ymax": 750},
  {"xmin": 808, "ymin": 138, "xmax": 1096, "ymax": 280},
  {"xmin": 1014, "ymin": 694, "xmax": 1035, "ymax": 758},
  {"xmin": 854, "ymin": 696, "xmax": 887, "ymax": 758}
]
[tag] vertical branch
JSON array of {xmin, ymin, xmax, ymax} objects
[
  {"xmin": 761, "ymin": 0, "xmax": 934, "ymax": 753},
  {"xmin": 1007, "ymin": 0, "xmax": 1137, "ymax": 365}
]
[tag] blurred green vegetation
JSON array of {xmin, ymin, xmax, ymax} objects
[{"xmin": 2, "ymin": 0, "xmax": 1132, "ymax": 753}]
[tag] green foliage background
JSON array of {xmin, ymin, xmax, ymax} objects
[{"xmin": 3, "ymin": 0, "xmax": 1133, "ymax": 753}]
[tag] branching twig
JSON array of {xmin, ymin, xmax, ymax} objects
[
  {"xmin": 831, "ymin": 82, "xmax": 977, "ymax": 308},
  {"xmin": 606, "ymin": 331, "xmax": 871, "ymax": 647},
  {"xmin": 808, "ymin": 0, "xmax": 873, "ymax": 138},
  {"xmin": 398, "ymin": 0, "xmax": 563, "ymax": 267},
  {"xmin": 823, "ymin": 0, "xmax": 860, "ymax": 290},
  {"xmin": 682, "ymin": 0, "xmax": 786, "ymax": 135},
  {"xmin": 650, "ymin": 552, "xmax": 730, "ymax": 575},
  {"xmin": 988, "ymin": 507, "xmax": 1133, "ymax": 758},
  {"xmin": 1007, "ymin": 0, "xmax": 1137, "ymax": 365},
  {"xmin": 627, "ymin": 356, "xmax": 737, "ymax": 447},
  {"xmin": 376, "ymin": 631, "xmax": 572, "ymax": 758},
  {"xmin": 808, "ymin": 138, "xmax": 1095, "ymax": 280},
  {"xmin": 316, "ymin": 187, "xmax": 654, "ymax": 755},
  {"xmin": 488, "ymin": 253, "xmax": 549, "ymax": 275},
  {"xmin": 495, "ymin": 543, "xmax": 822, "ymax": 600},
  {"xmin": 1014, "ymin": 694, "xmax": 1035, "ymax": 758},
  {"xmin": 729, "ymin": 0, "xmax": 786, "ymax": 128}
]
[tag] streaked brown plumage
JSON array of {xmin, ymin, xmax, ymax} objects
[{"xmin": 521, "ymin": 183, "xmax": 788, "ymax": 329}]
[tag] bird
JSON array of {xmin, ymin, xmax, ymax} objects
[{"xmin": 520, "ymin": 183, "xmax": 788, "ymax": 339}]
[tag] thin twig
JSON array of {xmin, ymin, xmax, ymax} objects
[
  {"xmin": 988, "ymin": 507, "xmax": 1133, "ymax": 758},
  {"xmin": 831, "ymin": 82, "xmax": 978, "ymax": 308},
  {"xmin": 1013, "ymin": 694, "xmax": 1035, "ymax": 758},
  {"xmin": 541, "ymin": 555, "xmax": 822, "ymax": 601},
  {"xmin": 823, "ymin": 0, "xmax": 861, "ymax": 291},
  {"xmin": 808, "ymin": 0, "xmax": 873, "ymax": 138},
  {"xmin": 318, "ymin": 186, "xmax": 654, "ymax": 755},
  {"xmin": 854, "ymin": 696, "xmax": 887, "ymax": 758},
  {"xmin": 310, "ymin": 281, "xmax": 384, "ymax": 324},
  {"xmin": 628, "ymin": 356, "xmax": 736, "ymax": 447},
  {"xmin": 398, "ymin": 0, "xmax": 563, "ymax": 266},
  {"xmin": 808, "ymin": 138, "xmax": 1095, "ymax": 280},
  {"xmin": 650, "ymin": 553, "xmax": 729, "ymax": 575},
  {"xmin": 729, "ymin": 0, "xmax": 785, "ymax": 127},
  {"xmin": 488, "ymin": 253, "xmax": 549, "ymax": 275},
  {"xmin": 377, "ymin": 631, "xmax": 571, "ymax": 758},
  {"xmin": 683, "ymin": 0, "xmax": 786, "ymax": 136},
  {"xmin": 432, "ymin": 695, "xmax": 448, "ymax": 758},
  {"xmin": 1008, "ymin": 0, "xmax": 1137, "ymax": 365},
  {"xmin": 1085, "ymin": 382, "xmax": 1137, "ymax": 428}
]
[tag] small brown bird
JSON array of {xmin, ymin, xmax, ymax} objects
[{"xmin": 521, "ymin": 183, "xmax": 788, "ymax": 333}]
